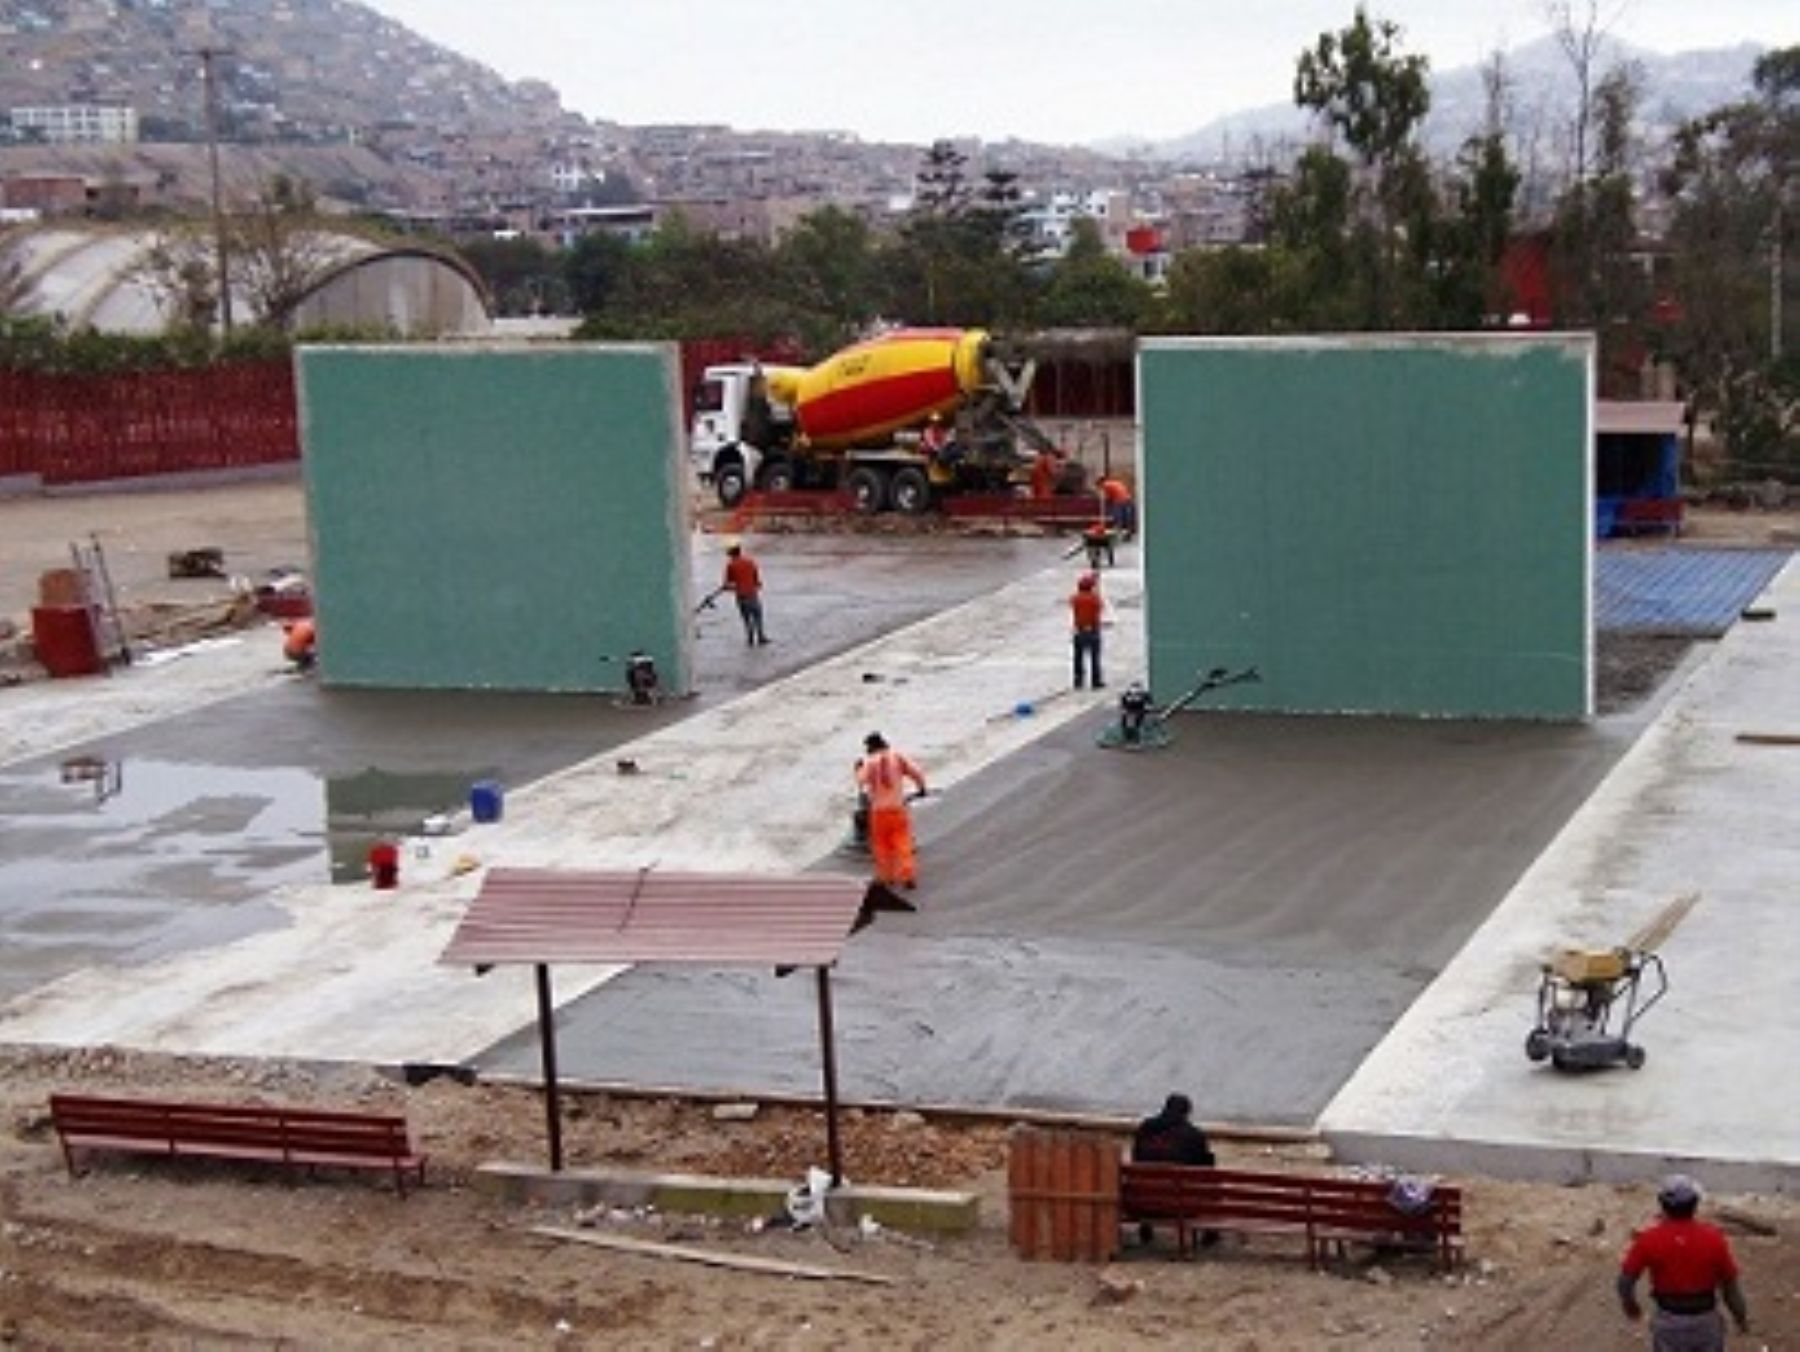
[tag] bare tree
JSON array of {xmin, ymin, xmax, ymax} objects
[
  {"xmin": 0, "ymin": 231, "xmax": 31, "ymax": 316},
  {"xmin": 135, "ymin": 224, "xmax": 220, "ymax": 331},
  {"xmin": 230, "ymin": 176, "xmax": 343, "ymax": 331},
  {"xmin": 1545, "ymin": 0, "xmax": 1631, "ymax": 187}
]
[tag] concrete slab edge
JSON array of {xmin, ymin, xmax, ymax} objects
[
  {"xmin": 1324, "ymin": 1128, "xmax": 1800, "ymax": 1196},
  {"xmin": 473, "ymin": 1072, "xmax": 1318, "ymax": 1147},
  {"xmin": 473, "ymin": 1161, "xmax": 980, "ymax": 1234}
]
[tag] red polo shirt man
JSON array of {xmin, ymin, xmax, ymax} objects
[{"xmin": 1618, "ymin": 1175, "xmax": 1750, "ymax": 1349}]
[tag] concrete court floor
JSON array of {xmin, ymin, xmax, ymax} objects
[
  {"xmin": 1323, "ymin": 556, "xmax": 1800, "ymax": 1191},
  {"xmin": 478, "ymin": 684, "xmax": 1651, "ymax": 1125},
  {"xmin": 0, "ymin": 534, "xmax": 1064, "ymax": 1005},
  {"xmin": 0, "ymin": 538, "xmax": 1121, "ymax": 1062}
]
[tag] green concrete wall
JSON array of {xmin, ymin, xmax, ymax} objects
[
  {"xmin": 297, "ymin": 345, "xmax": 690, "ymax": 693},
  {"xmin": 1139, "ymin": 336, "xmax": 1592, "ymax": 720}
]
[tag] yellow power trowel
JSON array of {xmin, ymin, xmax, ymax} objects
[{"xmin": 1524, "ymin": 894, "xmax": 1694, "ymax": 1073}]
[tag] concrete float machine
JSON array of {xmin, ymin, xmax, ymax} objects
[
  {"xmin": 1524, "ymin": 894, "xmax": 1691, "ymax": 1072},
  {"xmin": 1525, "ymin": 945, "xmax": 1669, "ymax": 1071}
]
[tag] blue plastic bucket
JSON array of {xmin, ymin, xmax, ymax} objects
[{"xmin": 470, "ymin": 780, "xmax": 504, "ymax": 824}]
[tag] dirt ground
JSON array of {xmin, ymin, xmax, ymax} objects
[{"xmin": 2, "ymin": 1047, "xmax": 1796, "ymax": 1350}]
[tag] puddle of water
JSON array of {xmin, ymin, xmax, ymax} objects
[
  {"xmin": 0, "ymin": 758, "xmax": 495, "ymax": 907},
  {"xmin": 322, "ymin": 767, "xmax": 493, "ymax": 883}
]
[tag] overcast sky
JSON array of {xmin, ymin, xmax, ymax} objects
[{"xmin": 357, "ymin": 1, "xmax": 1793, "ymax": 146}]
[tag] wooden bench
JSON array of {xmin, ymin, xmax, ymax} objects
[
  {"xmin": 1120, "ymin": 1163, "xmax": 1463, "ymax": 1272},
  {"xmin": 50, "ymin": 1093, "xmax": 427, "ymax": 1197}
]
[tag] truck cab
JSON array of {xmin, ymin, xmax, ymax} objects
[{"xmin": 689, "ymin": 364, "xmax": 795, "ymax": 507}]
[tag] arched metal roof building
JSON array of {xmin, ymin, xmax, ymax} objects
[{"xmin": 0, "ymin": 225, "xmax": 492, "ymax": 336}]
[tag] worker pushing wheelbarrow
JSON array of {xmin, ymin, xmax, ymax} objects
[{"xmin": 1097, "ymin": 665, "xmax": 1260, "ymax": 751}]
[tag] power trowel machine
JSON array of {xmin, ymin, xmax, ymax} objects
[
  {"xmin": 1525, "ymin": 945, "xmax": 1669, "ymax": 1071},
  {"xmin": 1524, "ymin": 894, "xmax": 1692, "ymax": 1073},
  {"xmin": 1096, "ymin": 665, "xmax": 1261, "ymax": 751}
]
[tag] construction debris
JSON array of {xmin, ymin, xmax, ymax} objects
[
  {"xmin": 529, "ymin": 1225, "xmax": 897, "ymax": 1285},
  {"xmin": 167, "ymin": 547, "xmax": 227, "ymax": 580}
]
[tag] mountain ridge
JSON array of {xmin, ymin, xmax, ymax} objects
[{"xmin": 1100, "ymin": 34, "xmax": 1768, "ymax": 163}]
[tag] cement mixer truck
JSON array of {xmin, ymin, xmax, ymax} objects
[{"xmin": 689, "ymin": 327, "xmax": 1075, "ymax": 513}]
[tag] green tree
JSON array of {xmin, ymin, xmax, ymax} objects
[
  {"xmin": 1662, "ymin": 46, "xmax": 1800, "ymax": 478},
  {"xmin": 774, "ymin": 206, "xmax": 881, "ymax": 349},
  {"xmin": 578, "ymin": 213, "xmax": 780, "ymax": 341},
  {"xmin": 914, "ymin": 140, "xmax": 971, "ymax": 218},
  {"xmin": 1291, "ymin": 7, "xmax": 1433, "ymax": 326},
  {"xmin": 457, "ymin": 235, "xmax": 563, "ymax": 316},
  {"xmin": 562, "ymin": 230, "xmax": 633, "ymax": 317},
  {"xmin": 1159, "ymin": 246, "xmax": 1284, "ymax": 335},
  {"xmin": 1267, "ymin": 146, "xmax": 1371, "ymax": 328},
  {"xmin": 1293, "ymin": 6, "xmax": 1430, "ymax": 172},
  {"xmin": 1037, "ymin": 219, "xmax": 1155, "ymax": 329},
  {"xmin": 1439, "ymin": 129, "xmax": 1522, "ymax": 325}
]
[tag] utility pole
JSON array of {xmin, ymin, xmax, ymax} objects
[{"xmin": 196, "ymin": 45, "xmax": 234, "ymax": 335}]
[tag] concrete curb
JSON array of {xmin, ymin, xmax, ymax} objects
[
  {"xmin": 474, "ymin": 1071, "xmax": 1321, "ymax": 1148},
  {"xmin": 474, "ymin": 1161, "xmax": 981, "ymax": 1234},
  {"xmin": 1323, "ymin": 1129, "xmax": 1800, "ymax": 1196}
]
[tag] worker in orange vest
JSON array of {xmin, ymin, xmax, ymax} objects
[
  {"xmin": 282, "ymin": 617, "xmax": 317, "ymax": 671},
  {"xmin": 1030, "ymin": 448, "xmax": 1064, "ymax": 500},
  {"xmin": 1070, "ymin": 571, "xmax": 1106, "ymax": 689},
  {"xmin": 855, "ymin": 731, "xmax": 927, "ymax": 889},
  {"xmin": 1099, "ymin": 474, "xmax": 1136, "ymax": 538}
]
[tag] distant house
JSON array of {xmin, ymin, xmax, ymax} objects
[{"xmin": 7, "ymin": 105, "xmax": 140, "ymax": 145}]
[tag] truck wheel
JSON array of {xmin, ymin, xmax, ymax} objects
[
  {"xmin": 891, "ymin": 466, "xmax": 931, "ymax": 515},
  {"xmin": 846, "ymin": 467, "xmax": 887, "ymax": 514},
  {"xmin": 1524, "ymin": 1030, "xmax": 1550, "ymax": 1063},
  {"xmin": 758, "ymin": 459, "xmax": 796, "ymax": 495},
  {"xmin": 714, "ymin": 457, "xmax": 748, "ymax": 508}
]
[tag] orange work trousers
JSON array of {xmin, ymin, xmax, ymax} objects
[{"xmin": 868, "ymin": 805, "xmax": 917, "ymax": 887}]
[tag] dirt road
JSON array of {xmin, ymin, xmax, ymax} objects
[{"xmin": 0, "ymin": 477, "xmax": 311, "ymax": 625}]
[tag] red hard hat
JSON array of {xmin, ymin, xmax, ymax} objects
[{"xmin": 1078, "ymin": 572, "xmax": 1097, "ymax": 590}]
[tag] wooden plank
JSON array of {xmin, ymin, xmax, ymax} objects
[
  {"xmin": 1736, "ymin": 732, "xmax": 1800, "ymax": 747},
  {"xmin": 1006, "ymin": 1129, "xmax": 1032, "ymax": 1257},
  {"xmin": 530, "ymin": 1226, "xmax": 897, "ymax": 1285}
]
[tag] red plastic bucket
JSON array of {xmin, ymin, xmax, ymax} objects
[
  {"xmin": 368, "ymin": 841, "xmax": 400, "ymax": 890},
  {"xmin": 31, "ymin": 606, "xmax": 103, "ymax": 678}
]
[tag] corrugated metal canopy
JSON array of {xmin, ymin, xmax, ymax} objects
[
  {"xmin": 440, "ymin": 868, "xmax": 878, "ymax": 969},
  {"xmin": 1597, "ymin": 400, "xmax": 1685, "ymax": 436}
]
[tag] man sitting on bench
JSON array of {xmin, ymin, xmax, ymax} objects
[{"xmin": 1133, "ymin": 1092, "xmax": 1219, "ymax": 1249}]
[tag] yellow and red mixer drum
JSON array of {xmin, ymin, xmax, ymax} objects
[{"xmin": 765, "ymin": 328, "xmax": 989, "ymax": 450}]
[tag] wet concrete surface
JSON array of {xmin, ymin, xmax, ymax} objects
[
  {"xmin": 478, "ymin": 704, "xmax": 1644, "ymax": 1124},
  {"xmin": 0, "ymin": 535, "xmax": 1062, "ymax": 1003}
]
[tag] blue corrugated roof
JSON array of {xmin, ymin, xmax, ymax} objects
[{"xmin": 1596, "ymin": 547, "xmax": 1791, "ymax": 635}]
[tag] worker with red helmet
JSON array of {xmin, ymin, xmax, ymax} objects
[
  {"xmin": 1070, "ymin": 571, "xmax": 1105, "ymax": 690},
  {"xmin": 855, "ymin": 732, "xmax": 926, "ymax": 890}
]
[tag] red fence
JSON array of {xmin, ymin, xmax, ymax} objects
[{"xmin": 0, "ymin": 361, "xmax": 299, "ymax": 486}]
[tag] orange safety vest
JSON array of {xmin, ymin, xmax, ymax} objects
[{"xmin": 858, "ymin": 748, "xmax": 922, "ymax": 811}]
